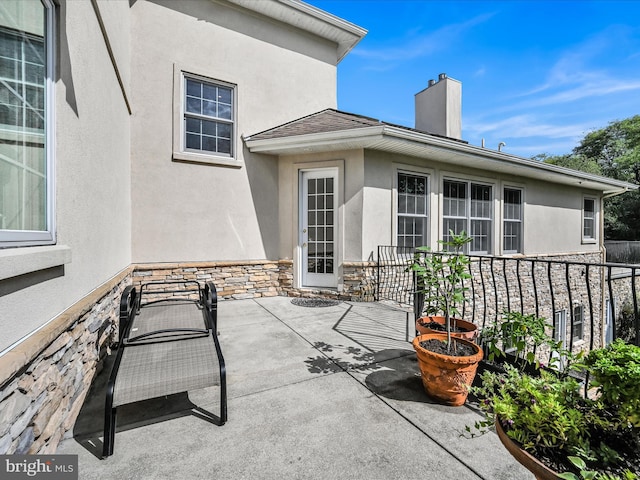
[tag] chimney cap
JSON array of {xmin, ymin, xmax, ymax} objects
[
  {"xmin": 438, "ymin": 73, "xmax": 447, "ymax": 81},
  {"xmin": 428, "ymin": 79, "xmax": 435, "ymax": 87}
]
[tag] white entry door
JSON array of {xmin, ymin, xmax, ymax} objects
[{"xmin": 300, "ymin": 169, "xmax": 338, "ymax": 288}]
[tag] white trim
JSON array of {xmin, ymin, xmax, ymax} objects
[
  {"xmin": 581, "ymin": 195, "xmax": 598, "ymax": 244},
  {"xmin": 293, "ymin": 160, "xmax": 344, "ymax": 290},
  {"xmin": 245, "ymin": 124, "xmax": 636, "ymax": 194},
  {"xmin": 172, "ymin": 66, "xmax": 241, "ymax": 167},
  {"xmin": 440, "ymin": 173, "xmax": 497, "ymax": 254},
  {"xmin": 393, "ymin": 167, "xmax": 432, "ymax": 250},
  {"xmin": 502, "ymin": 185, "xmax": 524, "ymax": 255},
  {"xmin": 299, "ymin": 168, "xmax": 339, "ymax": 288},
  {"xmin": 226, "ymin": 0, "xmax": 366, "ymax": 61}
]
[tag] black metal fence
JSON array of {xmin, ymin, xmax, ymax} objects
[{"xmin": 376, "ymin": 246, "xmax": 640, "ymax": 350}]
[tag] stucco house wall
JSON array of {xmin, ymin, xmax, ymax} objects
[
  {"xmin": 361, "ymin": 149, "xmax": 603, "ymax": 260},
  {"xmin": 0, "ymin": 0, "xmax": 132, "ymax": 355},
  {"xmin": 129, "ymin": 0, "xmax": 339, "ymax": 263}
]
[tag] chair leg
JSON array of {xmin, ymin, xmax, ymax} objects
[{"xmin": 103, "ymin": 407, "xmax": 116, "ymax": 458}]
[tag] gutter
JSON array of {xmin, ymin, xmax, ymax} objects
[{"xmin": 245, "ymin": 125, "xmax": 638, "ymax": 192}]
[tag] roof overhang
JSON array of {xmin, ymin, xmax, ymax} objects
[
  {"xmin": 225, "ymin": 0, "xmax": 367, "ymax": 62},
  {"xmin": 244, "ymin": 125, "xmax": 638, "ymax": 195}
]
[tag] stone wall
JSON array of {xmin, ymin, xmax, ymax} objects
[
  {"xmin": 461, "ymin": 252, "xmax": 605, "ymax": 354},
  {"xmin": 131, "ymin": 260, "xmax": 287, "ymax": 300},
  {"xmin": 131, "ymin": 260, "xmax": 377, "ymax": 302},
  {"xmin": 0, "ymin": 270, "xmax": 131, "ymax": 455},
  {"xmin": 382, "ymin": 251, "xmax": 611, "ymax": 354},
  {"xmin": 608, "ymin": 269, "xmax": 640, "ymax": 344}
]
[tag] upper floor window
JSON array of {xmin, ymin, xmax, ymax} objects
[
  {"xmin": 183, "ymin": 75, "xmax": 234, "ymax": 157},
  {"xmin": 582, "ymin": 197, "xmax": 596, "ymax": 242},
  {"xmin": 443, "ymin": 179, "xmax": 493, "ymax": 254},
  {"xmin": 503, "ymin": 187, "xmax": 523, "ymax": 254},
  {"xmin": 0, "ymin": 0, "xmax": 55, "ymax": 247},
  {"xmin": 397, "ymin": 172, "xmax": 428, "ymax": 250}
]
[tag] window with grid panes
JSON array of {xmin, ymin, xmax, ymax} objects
[
  {"xmin": 443, "ymin": 179, "xmax": 493, "ymax": 253},
  {"xmin": 306, "ymin": 176, "xmax": 334, "ymax": 274},
  {"xmin": 572, "ymin": 304, "xmax": 584, "ymax": 342},
  {"xmin": 583, "ymin": 197, "xmax": 596, "ymax": 241},
  {"xmin": 184, "ymin": 76, "xmax": 233, "ymax": 156},
  {"xmin": 503, "ymin": 188, "xmax": 522, "ymax": 253},
  {"xmin": 397, "ymin": 172, "xmax": 428, "ymax": 251}
]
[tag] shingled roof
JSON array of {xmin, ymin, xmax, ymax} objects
[
  {"xmin": 246, "ymin": 109, "xmax": 383, "ymax": 140},
  {"xmin": 245, "ymin": 108, "xmax": 469, "ymax": 145}
]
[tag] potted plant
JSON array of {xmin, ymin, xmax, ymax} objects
[
  {"xmin": 470, "ymin": 339, "xmax": 640, "ymax": 479},
  {"xmin": 410, "ymin": 231, "xmax": 483, "ymax": 406},
  {"xmin": 411, "ymin": 231, "xmax": 478, "ymax": 340}
]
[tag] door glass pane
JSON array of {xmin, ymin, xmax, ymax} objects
[{"xmin": 306, "ymin": 175, "xmax": 335, "ymax": 274}]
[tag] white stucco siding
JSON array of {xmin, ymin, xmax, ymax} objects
[
  {"xmin": 0, "ymin": 0, "xmax": 132, "ymax": 353},
  {"xmin": 360, "ymin": 151, "xmax": 603, "ymax": 259},
  {"xmin": 362, "ymin": 151, "xmax": 394, "ymax": 260},
  {"xmin": 130, "ymin": 0, "xmax": 337, "ymax": 262},
  {"xmin": 523, "ymin": 181, "xmax": 601, "ymax": 255}
]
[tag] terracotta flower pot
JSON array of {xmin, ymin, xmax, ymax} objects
[
  {"xmin": 415, "ymin": 315, "xmax": 478, "ymax": 341},
  {"xmin": 495, "ymin": 418, "xmax": 561, "ymax": 480},
  {"xmin": 412, "ymin": 333, "xmax": 483, "ymax": 406}
]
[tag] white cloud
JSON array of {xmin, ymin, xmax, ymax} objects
[
  {"xmin": 352, "ymin": 12, "xmax": 496, "ymax": 63},
  {"xmin": 466, "ymin": 114, "xmax": 592, "ymax": 140},
  {"xmin": 510, "ymin": 24, "xmax": 640, "ymax": 108}
]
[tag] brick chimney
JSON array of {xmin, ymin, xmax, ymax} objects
[{"xmin": 415, "ymin": 73, "xmax": 462, "ymax": 140}]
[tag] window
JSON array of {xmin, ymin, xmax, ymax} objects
[
  {"xmin": 0, "ymin": 0, "xmax": 54, "ymax": 246},
  {"xmin": 443, "ymin": 179, "xmax": 493, "ymax": 253},
  {"xmin": 553, "ymin": 310, "xmax": 568, "ymax": 370},
  {"xmin": 572, "ymin": 304, "xmax": 584, "ymax": 342},
  {"xmin": 582, "ymin": 197, "xmax": 596, "ymax": 242},
  {"xmin": 183, "ymin": 75, "xmax": 234, "ymax": 157},
  {"xmin": 503, "ymin": 188, "xmax": 523, "ymax": 253},
  {"xmin": 397, "ymin": 172, "xmax": 428, "ymax": 250}
]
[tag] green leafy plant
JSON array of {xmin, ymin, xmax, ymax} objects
[
  {"xmin": 558, "ymin": 457, "xmax": 638, "ymax": 480},
  {"xmin": 409, "ymin": 231, "xmax": 472, "ymax": 352},
  {"xmin": 482, "ymin": 311, "xmax": 551, "ymax": 370},
  {"xmin": 585, "ymin": 340, "xmax": 640, "ymax": 428},
  {"xmin": 472, "ymin": 364, "xmax": 589, "ymax": 455},
  {"xmin": 470, "ymin": 340, "xmax": 640, "ymax": 478}
]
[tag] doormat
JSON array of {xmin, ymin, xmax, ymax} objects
[{"xmin": 291, "ymin": 298, "xmax": 340, "ymax": 307}]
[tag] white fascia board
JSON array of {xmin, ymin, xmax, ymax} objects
[
  {"xmin": 382, "ymin": 126, "xmax": 638, "ymax": 194},
  {"xmin": 246, "ymin": 124, "xmax": 637, "ymax": 195},
  {"xmin": 244, "ymin": 125, "xmax": 385, "ymax": 153},
  {"xmin": 226, "ymin": 0, "xmax": 367, "ymax": 61}
]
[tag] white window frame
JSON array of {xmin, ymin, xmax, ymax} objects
[
  {"xmin": 572, "ymin": 304, "xmax": 584, "ymax": 342},
  {"xmin": 396, "ymin": 170, "xmax": 429, "ymax": 251},
  {"xmin": 503, "ymin": 186, "xmax": 523, "ymax": 254},
  {"xmin": 442, "ymin": 178, "xmax": 494, "ymax": 254},
  {"xmin": 0, "ymin": 0, "xmax": 56, "ymax": 247},
  {"xmin": 172, "ymin": 66, "xmax": 240, "ymax": 168},
  {"xmin": 582, "ymin": 196, "xmax": 597, "ymax": 244}
]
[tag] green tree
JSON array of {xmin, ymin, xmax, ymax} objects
[{"xmin": 539, "ymin": 115, "xmax": 640, "ymax": 240}]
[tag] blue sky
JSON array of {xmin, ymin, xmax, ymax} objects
[{"xmin": 309, "ymin": 0, "xmax": 640, "ymax": 158}]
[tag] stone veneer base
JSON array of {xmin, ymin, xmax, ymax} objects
[{"xmin": 0, "ymin": 258, "xmax": 377, "ymax": 455}]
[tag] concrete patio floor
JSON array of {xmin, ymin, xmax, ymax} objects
[{"xmin": 57, "ymin": 296, "xmax": 533, "ymax": 479}]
